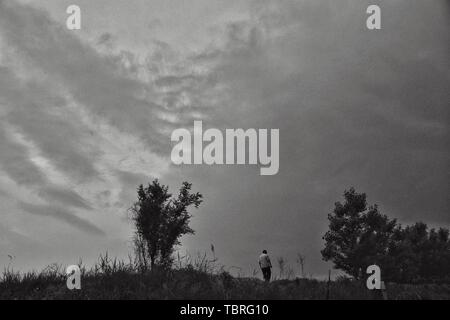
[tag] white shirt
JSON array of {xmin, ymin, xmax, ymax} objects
[{"xmin": 259, "ymin": 253, "xmax": 272, "ymax": 268}]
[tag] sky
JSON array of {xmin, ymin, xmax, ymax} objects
[{"xmin": 0, "ymin": 0, "xmax": 448, "ymax": 278}]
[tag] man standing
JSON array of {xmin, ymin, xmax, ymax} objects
[{"xmin": 259, "ymin": 250, "xmax": 272, "ymax": 282}]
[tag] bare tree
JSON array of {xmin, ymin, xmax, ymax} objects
[
  {"xmin": 296, "ymin": 253, "xmax": 306, "ymax": 278},
  {"xmin": 277, "ymin": 257, "xmax": 286, "ymax": 279}
]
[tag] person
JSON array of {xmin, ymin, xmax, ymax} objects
[{"xmin": 259, "ymin": 250, "xmax": 272, "ymax": 282}]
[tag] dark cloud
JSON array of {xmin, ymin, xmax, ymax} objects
[{"xmin": 168, "ymin": 0, "xmax": 450, "ymax": 276}]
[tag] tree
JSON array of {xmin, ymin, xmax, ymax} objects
[
  {"xmin": 296, "ymin": 253, "xmax": 306, "ymax": 278},
  {"xmin": 387, "ymin": 222, "xmax": 450, "ymax": 282},
  {"xmin": 322, "ymin": 187, "xmax": 450, "ymax": 283},
  {"xmin": 321, "ymin": 187, "xmax": 397, "ymax": 279},
  {"xmin": 129, "ymin": 180, "xmax": 202, "ymax": 270}
]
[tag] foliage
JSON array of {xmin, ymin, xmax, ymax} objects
[
  {"xmin": 386, "ymin": 222, "xmax": 450, "ymax": 283},
  {"xmin": 322, "ymin": 187, "xmax": 450, "ymax": 283},
  {"xmin": 321, "ymin": 187, "xmax": 396, "ymax": 278},
  {"xmin": 129, "ymin": 180, "xmax": 202, "ymax": 270}
]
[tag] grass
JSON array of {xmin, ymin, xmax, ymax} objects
[{"xmin": 2, "ymin": 254, "xmax": 450, "ymax": 300}]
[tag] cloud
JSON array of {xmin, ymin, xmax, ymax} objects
[
  {"xmin": 0, "ymin": 0, "xmax": 174, "ymax": 244},
  {"xmin": 0, "ymin": 0, "xmax": 175, "ymax": 153},
  {"xmin": 186, "ymin": 0, "xmax": 450, "ymax": 223},
  {"xmin": 0, "ymin": 0, "xmax": 448, "ymax": 275},
  {"xmin": 0, "ymin": 222, "xmax": 39, "ymax": 255},
  {"xmin": 96, "ymin": 32, "xmax": 116, "ymax": 48},
  {"xmin": 18, "ymin": 201, "xmax": 105, "ymax": 236},
  {"xmin": 0, "ymin": 64, "xmax": 99, "ymax": 183},
  {"xmin": 0, "ymin": 124, "xmax": 47, "ymax": 187},
  {"xmin": 38, "ymin": 186, "xmax": 92, "ymax": 210},
  {"xmin": 163, "ymin": 0, "xmax": 449, "ymax": 276},
  {"xmin": 0, "ymin": 122, "xmax": 94, "ymax": 208}
]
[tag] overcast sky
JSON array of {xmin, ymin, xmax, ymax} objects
[{"xmin": 0, "ymin": 0, "xmax": 448, "ymax": 277}]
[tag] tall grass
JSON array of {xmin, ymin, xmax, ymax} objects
[{"xmin": 1, "ymin": 253, "xmax": 450, "ymax": 300}]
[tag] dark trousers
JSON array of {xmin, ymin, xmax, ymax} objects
[{"xmin": 261, "ymin": 267, "xmax": 271, "ymax": 282}]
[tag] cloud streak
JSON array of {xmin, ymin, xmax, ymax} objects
[{"xmin": 18, "ymin": 201, "xmax": 105, "ymax": 236}]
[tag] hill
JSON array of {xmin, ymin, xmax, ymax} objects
[{"xmin": 1, "ymin": 259, "xmax": 449, "ymax": 300}]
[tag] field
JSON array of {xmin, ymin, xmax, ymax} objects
[{"xmin": 1, "ymin": 255, "xmax": 449, "ymax": 300}]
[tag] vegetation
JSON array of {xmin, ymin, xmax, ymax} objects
[
  {"xmin": 128, "ymin": 180, "xmax": 202, "ymax": 270},
  {"xmin": 322, "ymin": 188, "xmax": 450, "ymax": 283},
  {"xmin": 1, "ymin": 182, "xmax": 449, "ymax": 299},
  {"xmin": 2, "ymin": 253, "xmax": 450, "ymax": 300}
]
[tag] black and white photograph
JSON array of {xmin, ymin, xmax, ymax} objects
[{"xmin": 0, "ymin": 0, "xmax": 449, "ymax": 309}]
